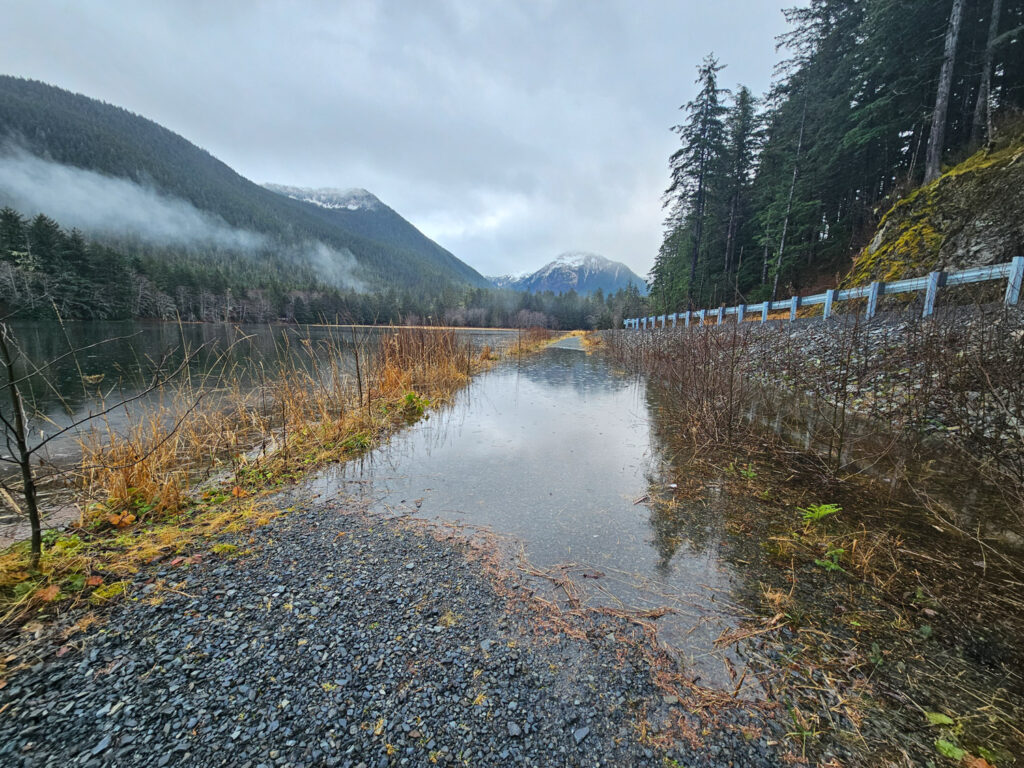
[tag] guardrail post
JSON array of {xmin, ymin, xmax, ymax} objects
[
  {"xmin": 1006, "ymin": 256, "xmax": 1024, "ymax": 306},
  {"xmin": 866, "ymin": 281, "xmax": 881, "ymax": 320},
  {"xmin": 823, "ymin": 289, "xmax": 837, "ymax": 319},
  {"xmin": 737, "ymin": 303, "xmax": 746, "ymax": 324},
  {"xmin": 698, "ymin": 309, "xmax": 706, "ymax": 326},
  {"xmin": 923, "ymin": 271, "xmax": 945, "ymax": 317},
  {"xmin": 717, "ymin": 307, "xmax": 725, "ymax": 324},
  {"xmin": 684, "ymin": 311, "xmax": 690, "ymax": 327},
  {"xmin": 789, "ymin": 295, "xmax": 799, "ymax": 321},
  {"xmin": 761, "ymin": 302, "xmax": 769, "ymax": 323}
]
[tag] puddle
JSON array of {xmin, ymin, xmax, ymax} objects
[{"xmin": 307, "ymin": 345, "xmax": 754, "ymax": 690}]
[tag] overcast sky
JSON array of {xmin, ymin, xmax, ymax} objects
[{"xmin": 1, "ymin": 1, "xmax": 792, "ymax": 279}]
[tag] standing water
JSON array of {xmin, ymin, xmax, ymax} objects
[{"xmin": 310, "ymin": 337, "xmax": 751, "ymax": 690}]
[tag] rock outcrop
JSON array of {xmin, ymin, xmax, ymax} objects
[{"xmin": 848, "ymin": 136, "xmax": 1024, "ymax": 286}]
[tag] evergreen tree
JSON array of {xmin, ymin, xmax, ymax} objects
[
  {"xmin": 0, "ymin": 207, "xmax": 28, "ymax": 263},
  {"xmin": 661, "ymin": 54, "xmax": 729, "ymax": 308},
  {"xmin": 720, "ymin": 86, "xmax": 758, "ymax": 302}
]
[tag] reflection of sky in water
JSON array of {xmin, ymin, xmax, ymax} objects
[{"xmin": 311, "ymin": 345, "xmax": 753, "ymax": 691}]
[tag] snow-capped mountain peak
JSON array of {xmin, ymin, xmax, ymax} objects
[
  {"xmin": 552, "ymin": 251, "xmax": 610, "ymax": 268},
  {"xmin": 262, "ymin": 184, "xmax": 383, "ymax": 212},
  {"xmin": 491, "ymin": 252, "xmax": 647, "ymax": 296}
]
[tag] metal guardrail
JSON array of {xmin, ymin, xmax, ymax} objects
[{"xmin": 624, "ymin": 256, "xmax": 1024, "ymax": 330}]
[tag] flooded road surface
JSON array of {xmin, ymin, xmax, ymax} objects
[{"xmin": 310, "ymin": 339, "xmax": 751, "ymax": 690}]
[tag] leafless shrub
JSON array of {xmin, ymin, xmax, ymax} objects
[{"xmin": 604, "ymin": 302, "xmax": 1024, "ymax": 526}]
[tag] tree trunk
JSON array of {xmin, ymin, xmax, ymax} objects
[
  {"xmin": 0, "ymin": 326, "xmax": 42, "ymax": 569},
  {"xmin": 925, "ymin": 0, "xmax": 966, "ymax": 183},
  {"xmin": 724, "ymin": 194, "xmax": 739, "ymax": 278},
  {"xmin": 770, "ymin": 102, "xmax": 807, "ymax": 304},
  {"xmin": 972, "ymin": 0, "xmax": 1004, "ymax": 149},
  {"xmin": 735, "ymin": 245, "xmax": 744, "ymax": 299},
  {"xmin": 688, "ymin": 169, "xmax": 707, "ymax": 309}
]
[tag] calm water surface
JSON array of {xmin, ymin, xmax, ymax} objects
[
  {"xmin": 9, "ymin": 320, "xmax": 515, "ymax": 460},
  {"xmin": 311, "ymin": 338, "xmax": 750, "ymax": 690}
]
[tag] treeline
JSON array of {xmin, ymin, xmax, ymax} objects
[
  {"xmin": 652, "ymin": 0, "xmax": 1024, "ymax": 312},
  {"xmin": 0, "ymin": 207, "xmax": 647, "ymax": 329}
]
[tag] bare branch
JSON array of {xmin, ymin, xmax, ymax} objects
[{"xmin": 28, "ymin": 344, "xmax": 207, "ymax": 456}]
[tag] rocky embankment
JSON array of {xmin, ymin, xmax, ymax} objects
[
  {"xmin": 753, "ymin": 305, "xmax": 1023, "ymax": 446},
  {"xmin": 0, "ymin": 491, "xmax": 786, "ymax": 768}
]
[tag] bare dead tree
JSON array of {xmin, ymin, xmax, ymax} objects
[{"xmin": 0, "ymin": 321, "xmax": 201, "ymax": 569}]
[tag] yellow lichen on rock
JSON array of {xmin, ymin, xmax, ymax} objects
[{"xmin": 846, "ymin": 135, "xmax": 1024, "ymax": 287}]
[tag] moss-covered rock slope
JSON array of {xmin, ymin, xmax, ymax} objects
[{"xmin": 847, "ymin": 136, "xmax": 1024, "ymax": 286}]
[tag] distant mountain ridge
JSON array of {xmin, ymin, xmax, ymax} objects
[
  {"xmin": 492, "ymin": 252, "xmax": 647, "ymax": 295},
  {"xmin": 0, "ymin": 76, "xmax": 488, "ymax": 292}
]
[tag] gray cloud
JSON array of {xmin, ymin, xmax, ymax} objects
[
  {"xmin": 0, "ymin": 0, "xmax": 791, "ymax": 279},
  {"xmin": 301, "ymin": 241, "xmax": 365, "ymax": 294},
  {"xmin": 0, "ymin": 145, "xmax": 364, "ymax": 290},
  {"xmin": 0, "ymin": 144, "xmax": 266, "ymax": 250}
]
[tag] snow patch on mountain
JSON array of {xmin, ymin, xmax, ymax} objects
[
  {"xmin": 263, "ymin": 184, "xmax": 383, "ymax": 212},
  {"xmin": 493, "ymin": 252, "xmax": 647, "ymax": 295}
]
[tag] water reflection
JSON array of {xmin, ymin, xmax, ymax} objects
[
  {"xmin": 308, "ymin": 346, "xmax": 752, "ymax": 690},
  {"xmin": 8, "ymin": 320, "xmax": 514, "ymax": 460}
]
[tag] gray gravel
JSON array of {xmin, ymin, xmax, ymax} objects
[{"xmin": 0, "ymin": 499, "xmax": 786, "ymax": 767}]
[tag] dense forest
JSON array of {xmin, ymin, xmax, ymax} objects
[
  {"xmin": 651, "ymin": 0, "xmax": 1024, "ymax": 312},
  {"xmin": 0, "ymin": 207, "xmax": 645, "ymax": 329}
]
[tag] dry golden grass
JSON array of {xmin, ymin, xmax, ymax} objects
[
  {"xmin": 507, "ymin": 327, "xmax": 559, "ymax": 357},
  {"xmin": 579, "ymin": 331, "xmax": 604, "ymax": 352}
]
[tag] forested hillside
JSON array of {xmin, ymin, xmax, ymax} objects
[
  {"xmin": 0, "ymin": 76, "xmax": 488, "ymax": 294},
  {"xmin": 0, "ymin": 206, "xmax": 643, "ymax": 327},
  {"xmin": 651, "ymin": 0, "xmax": 1024, "ymax": 312},
  {"xmin": 262, "ymin": 185, "xmax": 483, "ymax": 287}
]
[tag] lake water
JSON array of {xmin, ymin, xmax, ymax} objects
[{"xmin": 6, "ymin": 320, "xmax": 516, "ymax": 462}]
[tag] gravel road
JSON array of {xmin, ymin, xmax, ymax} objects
[{"xmin": 0, "ymin": 495, "xmax": 786, "ymax": 767}]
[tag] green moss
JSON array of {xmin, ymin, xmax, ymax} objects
[
  {"xmin": 942, "ymin": 141, "xmax": 1024, "ymax": 179},
  {"xmin": 89, "ymin": 580, "xmax": 129, "ymax": 604},
  {"xmin": 847, "ymin": 138, "xmax": 1024, "ymax": 287}
]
